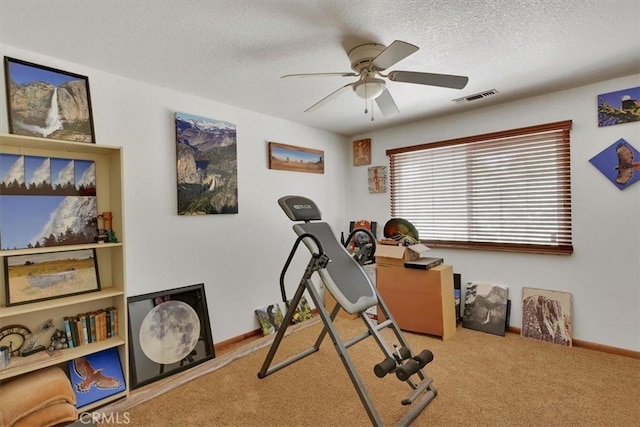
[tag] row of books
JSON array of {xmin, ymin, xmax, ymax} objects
[{"xmin": 63, "ymin": 307, "xmax": 119, "ymax": 348}]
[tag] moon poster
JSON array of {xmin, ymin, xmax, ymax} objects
[
  {"xmin": 589, "ymin": 138, "xmax": 640, "ymax": 190},
  {"xmin": 127, "ymin": 283, "xmax": 215, "ymax": 389},
  {"xmin": 69, "ymin": 347, "xmax": 126, "ymax": 408}
]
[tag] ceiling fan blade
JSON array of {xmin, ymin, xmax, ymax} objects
[
  {"xmin": 388, "ymin": 71, "xmax": 469, "ymax": 89},
  {"xmin": 305, "ymin": 82, "xmax": 355, "ymax": 112},
  {"xmin": 375, "ymin": 88, "xmax": 400, "ymax": 118},
  {"xmin": 371, "ymin": 40, "xmax": 419, "ymax": 70},
  {"xmin": 282, "ymin": 72, "xmax": 358, "ymax": 79}
]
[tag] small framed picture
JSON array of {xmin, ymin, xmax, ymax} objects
[
  {"xmin": 268, "ymin": 142, "xmax": 324, "ymax": 174},
  {"xmin": 4, "ymin": 248, "xmax": 100, "ymax": 306},
  {"xmin": 4, "ymin": 56, "xmax": 96, "ymax": 143},
  {"xmin": 69, "ymin": 347, "xmax": 126, "ymax": 408},
  {"xmin": 368, "ymin": 165, "xmax": 387, "ymax": 193},
  {"xmin": 353, "ymin": 139, "xmax": 371, "ymax": 166}
]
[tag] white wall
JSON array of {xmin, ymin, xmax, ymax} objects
[
  {"xmin": 350, "ymin": 74, "xmax": 640, "ymax": 351},
  {"xmin": 0, "ymin": 45, "xmax": 352, "ymax": 343},
  {"xmin": 2, "ymin": 44, "xmax": 638, "ymax": 352}
]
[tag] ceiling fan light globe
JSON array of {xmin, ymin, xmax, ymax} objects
[{"xmin": 353, "ymin": 79, "xmax": 386, "ymax": 100}]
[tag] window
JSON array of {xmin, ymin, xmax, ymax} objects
[{"xmin": 386, "ymin": 120, "xmax": 573, "ymax": 255}]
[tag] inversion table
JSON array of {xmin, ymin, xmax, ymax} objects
[{"xmin": 258, "ymin": 196, "xmax": 437, "ymax": 426}]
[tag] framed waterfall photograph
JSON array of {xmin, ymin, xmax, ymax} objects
[{"xmin": 4, "ymin": 56, "xmax": 96, "ymax": 143}]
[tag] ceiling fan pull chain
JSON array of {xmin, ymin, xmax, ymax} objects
[
  {"xmin": 364, "ymin": 83, "xmax": 369, "ymax": 114},
  {"xmin": 371, "ymin": 99, "xmax": 375, "ymax": 121}
]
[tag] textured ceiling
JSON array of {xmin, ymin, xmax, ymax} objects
[{"xmin": 1, "ymin": 0, "xmax": 639, "ymax": 136}]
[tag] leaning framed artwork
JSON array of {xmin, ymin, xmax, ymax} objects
[
  {"xmin": 522, "ymin": 287, "xmax": 572, "ymax": 346},
  {"xmin": 127, "ymin": 283, "xmax": 215, "ymax": 389},
  {"xmin": 268, "ymin": 142, "xmax": 324, "ymax": 174},
  {"xmin": 4, "ymin": 57, "xmax": 96, "ymax": 143},
  {"xmin": 4, "ymin": 248, "xmax": 100, "ymax": 306},
  {"xmin": 69, "ymin": 347, "xmax": 126, "ymax": 408}
]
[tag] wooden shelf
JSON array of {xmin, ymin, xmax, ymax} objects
[
  {"xmin": 0, "ymin": 242, "xmax": 123, "ymax": 257},
  {"xmin": 0, "ymin": 337, "xmax": 125, "ymax": 381},
  {"xmin": 0, "ymin": 288, "xmax": 124, "ymax": 318}
]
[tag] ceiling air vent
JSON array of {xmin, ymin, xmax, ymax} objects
[{"xmin": 453, "ymin": 89, "xmax": 499, "ymax": 103}]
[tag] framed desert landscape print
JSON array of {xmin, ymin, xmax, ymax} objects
[
  {"xmin": 268, "ymin": 142, "xmax": 324, "ymax": 174},
  {"xmin": 4, "ymin": 248, "xmax": 100, "ymax": 306},
  {"xmin": 4, "ymin": 56, "xmax": 96, "ymax": 143}
]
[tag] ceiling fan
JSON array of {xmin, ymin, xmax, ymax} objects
[{"xmin": 282, "ymin": 40, "xmax": 469, "ymax": 119}]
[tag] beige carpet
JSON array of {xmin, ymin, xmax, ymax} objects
[{"xmin": 106, "ymin": 317, "xmax": 640, "ymax": 426}]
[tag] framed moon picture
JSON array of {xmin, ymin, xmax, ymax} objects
[{"xmin": 127, "ymin": 283, "xmax": 215, "ymax": 389}]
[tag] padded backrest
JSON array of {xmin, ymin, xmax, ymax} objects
[
  {"xmin": 293, "ymin": 222, "xmax": 378, "ymax": 314},
  {"xmin": 278, "ymin": 195, "xmax": 322, "ymax": 222}
]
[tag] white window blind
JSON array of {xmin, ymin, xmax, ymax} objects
[{"xmin": 387, "ymin": 120, "xmax": 573, "ymax": 255}]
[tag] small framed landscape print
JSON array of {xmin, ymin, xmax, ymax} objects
[
  {"xmin": 127, "ymin": 283, "xmax": 215, "ymax": 389},
  {"xmin": 4, "ymin": 56, "xmax": 96, "ymax": 143},
  {"xmin": 268, "ymin": 142, "xmax": 324, "ymax": 174},
  {"xmin": 4, "ymin": 248, "xmax": 100, "ymax": 306}
]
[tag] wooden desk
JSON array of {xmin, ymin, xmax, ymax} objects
[{"xmin": 376, "ymin": 264, "xmax": 456, "ymax": 340}]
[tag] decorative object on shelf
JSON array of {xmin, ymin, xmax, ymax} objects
[
  {"xmin": 4, "ymin": 248, "xmax": 100, "ymax": 306},
  {"xmin": 597, "ymin": 86, "xmax": 640, "ymax": 127},
  {"xmin": 3, "ymin": 56, "xmax": 96, "ymax": 143},
  {"xmin": 589, "ymin": 138, "xmax": 640, "ymax": 190},
  {"xmin": 20, "ymin": 319, "xmax": 54, "ymax": 356},
  {"xmin": 127, "ymin": 283, "xmax": 215, "ymax": 389},
  {"xmin": 522, "ymin": 287, "xmax": 573, "ymax": 347},
  {"xmin": 462, "ymin": 283, "xmax": 509, "ymax": 336},
  {"xmin": 383, "ymin": 218, "xmax": 419, "ymax": 245},
  {"xmin": 97, "ymin": 211, "xmax": 118, "ymax": 243},
  {"xmin": 353, "ymin": 138, "xmax": 371, "ymax": 166},
  {"xmin": 255, "ymin": 303, "xmax": 284, "ymax": 335},
  {"xmin": 368, "ymin": 165, "xmax": 386, "ymax": 193},
  {"xmin": 0, "ymin": 324, "xmax": 32, "ymax": 357},
  {"xmin": 268, "ymin": 141, "xmax": 324, "ymax": 174},
  {"xmin": 48, "ymin": 329, "xmax": 70, "ymax": 352},
  {"xmin": 175, "ymin": 112, "xmax": 238, "ymax": 215},
  {"xmin": 0, "ymin": 153, "xmax": 98, "ymax": 250},
  {"xmin": 69, "ymin": 347, "xmax": 126, "ymax": 408}
]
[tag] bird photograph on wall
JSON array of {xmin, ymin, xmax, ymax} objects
[{"xmin": 589, "ymin": 138, "xmax": 640, "ymax": 190}]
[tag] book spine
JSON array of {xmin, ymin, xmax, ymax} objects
[
  {"xmin": 89, "ymin": 313, "xmax": 96, "ymax": 343},
  {"xmin": 76, "ymin": 316, "xmax": 85, "ymax": 346},
  {"xmin": 63, "ymin": 317, "xmax": 74, "ymax": 348},
  {"xmin": 99, "ymin": 310, "xmax": 107, "ymax": 341},
  {"xmin": 106, "ymin": 308, "xmax": 112, "ymax": 338},
  {"xmin": 112, "ymin": 307, "xmax": 118, "ymax": 338},
  {"xmin": 81, "ymin": 314, "xmax": 89, "ymax": 345}
]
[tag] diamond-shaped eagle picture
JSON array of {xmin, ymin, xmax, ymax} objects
[{"xmin": 589, "ymin": 138, "xmax": 640, "ymax": 190}]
